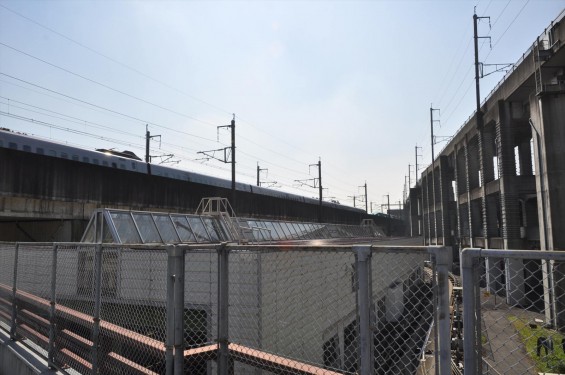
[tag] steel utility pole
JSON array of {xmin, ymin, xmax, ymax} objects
[
  {"xmin": 197, "ymin": 115, "xmax": 236, "ymax": 206},
  {"xmin": 430, "ymin": 106, "xmax": 440, "ymax": 244},
  {"xmin": 230, "ymin": 116, "xmax": 236, "ymax": 197},
  {"xmin": 317, "ymin": 159, "xmax": 322, "ymax": 222},
  {"xmin": 145, "ymin": 125, "xmax": 161, "ymax": 163},
  {"xmin": 408, "ymin": 165, "xmax": 413, "ymax": 237},
  {"xmin": 415, "ymin": 145, "xmax": 422, "ymax": 183},
  {"xmin": 404, "ymin": 175, "xmax": 408, "ymax": 203},
  {"xmin": 348, "ymin": 195, "xmax": 361, "ymax": 208},
  {"xmin": 384, "ymin": 194, "xmax": 391, "ymax": 236},
  {"xmin": 294, "ymin": 159, "xmax": 322, "ymax": 221},
  {"xmin": 474, "ymin": 11, "xmax": 488, "ymax": 131},
  {"xmin": 257, "ymin": 163, "xmax": 267, "ymax": 186},
  {"xmin": 359, "ymin": 182, "xmax": 368, "ymax": 213}
]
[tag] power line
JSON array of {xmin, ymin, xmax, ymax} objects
[
  {"xmin": 0, "ymin": 3, "xmax": 234, "ymax": 118},
  {"xmin": 0, "ymin": 4, "xmax": 333, "ymax": 170},
  {"xmin": 491, "ymin": 0, "xmax": 531, "ymax": 49},
  {"xmin": 0, "ymin": 73, "xmax": 220, "ymax": 143},
  {"xmin": 0, "ymin": 42, "xmax": 217, "ymax": 127}
]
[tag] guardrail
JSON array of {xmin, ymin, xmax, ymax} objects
[{"xmin": 0, "ymin": 242, "xmax": 451, "ymax": 374}]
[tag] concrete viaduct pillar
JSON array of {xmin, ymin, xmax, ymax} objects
[
  {"xmin": 438, "ymin": 155, "xmax": 452, "ymax": 247},
  {"xmin": 497, "ymin": 100, "xmax": 525, "ymax": 305},
  {"xmin": 531, "ymin": 92, "xmax": 565, "ymax": 328},
  {"xmin": 409, "ymin": 187, "xmax": 420, "ymax": 237}
]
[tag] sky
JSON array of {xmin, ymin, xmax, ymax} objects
[{"xmin": 0, "ymin": 0, "xmax": 563, "ymax": 213}]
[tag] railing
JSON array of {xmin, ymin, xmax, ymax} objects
[
  {"xmin": 462, "ymin": 248, "xmax": 565, "ymax": 375},
  {"xmin": 0, "ymin": 242, "xmax": 452, "ymax": 374}
]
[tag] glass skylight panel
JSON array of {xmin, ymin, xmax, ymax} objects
[
  {"xmin": 82, "ymin": 221, "xmax": 96, "ymax": 242},
  {"xmin": 102, "ymin": 220, "xmax": 115, "ymax": 243},
  {"xmin": 188, "ymin": 217, "xmax": 210, "ymax": 242},
  {"xmin": 272, "ymin": 222, "xmax": 288, "ymax": 240},
  {"xmin": 153, "ymin": 214, "xmax": 180, "ymax": 243},
  {"xmin": 279, "ymin": 222, "xmax": 293, "ymax": 239},
  {"xmin": 297, "ymin": 223, "xmax": 309, "ymax": 239},
  {"xmin": 171, "ymin": 215, "xmax": 196, "ymax": 242},
  {"xmin": 289, "ymin": 223, "xmax": 301, "ymax": 238},
  {"xmin": 262, "ymin": 221, "xmax": 279, "ymax": 240},
  {"xmin": 110, "ymin": 211, "xmax": 142, "ymax": 243},
  {"xmin": 254, "ymin": 220, "xmax": 271, "ymax": 241},
  {"xmin": 248, "ymin": 220, "xmax": 265, "ymax": 241},
  {"xmin": 132, "ymin": 212, "xmax": 162, "ymax": 243},
  {"xmin": 201, "ymin": 217, "xmax": 220, "ymax": 241}
]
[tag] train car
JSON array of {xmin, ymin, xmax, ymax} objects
[{"xmin": 0, "ymin": 128, "xmax": 366, "ymax": 222}]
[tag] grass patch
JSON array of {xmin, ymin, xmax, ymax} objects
[{"xmin": 509, "ymin": 315, "xmax": 565, "ymax": 373}]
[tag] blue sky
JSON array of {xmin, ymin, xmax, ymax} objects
[{"xmin": 0, "ymin": 0, "xmax": 563, "ymax": 212}]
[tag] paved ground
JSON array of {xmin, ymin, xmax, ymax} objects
[{"xmin": 480, "ymin": 293, "xmax": 542, "ymax": 374}]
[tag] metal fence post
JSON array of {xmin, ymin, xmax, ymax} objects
[
  {"xmin": 166, "ymin": 245, "xmax": 175, "ymax": 375},
  {"xmin": 91, "ymin": 244, "xmax": 103, "ymax": 374},
  {"xmin": 173, "ymin": 246, "xmax": 185, "ymax": 375},
  {"xmin": 10, "ymin": 243, "xmax": 19, "ymax": 340},
  {"xmin": 48, "ymin": 244, "xmax": 58, "ymax": 369},
  {"xmin": 474, "ymin": 255, "xmax": 483, "ymax": 375},
  {"xmin": 432, "ymin": 260, "xmax": 439, "ymax": 375},
  {"xmin": 217, "ymin": 243, "xmax": 230, "ymax": 375},
  {"xmin": 462, "ymin": 249, "xmax": 478, "ymax": 375},
  {"xmin": 434, "ymin": 247, "xmax": 451, "ymax": 375},
  {"xmin": 354, "ymin": 245, "xmax": 373, "ymax": 375}
]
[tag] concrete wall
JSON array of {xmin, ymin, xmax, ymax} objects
[{"xmin": 0, "ymin": 148, "xmax": 369, "ymax": 242}]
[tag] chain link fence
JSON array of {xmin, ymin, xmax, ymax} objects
[
  {"xmin": 1, "ymin": 242, "xmax": 451, "ymax": 375},
  {"xmin": 462, "ymin": 248, "xmax": 565, "ymax": 375}
]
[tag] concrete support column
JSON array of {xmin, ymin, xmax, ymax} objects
[
  {"xmin": 421, "ymin": 175, "xmax": 427, "ymax": 243},
  {"xmin": 497, "ymin": 101, "xmax": 521, "ymax": 249},
  {"xmin": 485, "ymin": 257, "xmax": 504, "ymax": 295},
  {"xmin": 479, "ymin": 125, "xmax": 496, "ymax": 247},
  {"xmin": 427, "ymin": 171, "xmax": 435, "ymax": 242},
  {"xmin": 409, "ymin": 187, "xmax": 420, "ymax": 236},
  {"xmin": 519, "ymin": 138, "xmax": 533, "ymax": 176},
  {"xmin": 463, "ymin": 138, "xmax": 474, "ymax": 247},
  {"xmin": 454, "ymin": 145, "xmax": 464, "ymax": 250},
  {"xmin": 486, "ymin": 195, "xmax": 501, "ymax": 238},
  {"xmin": 423, "ymin": 174, "xmax": 431, "ymax": 245},
  {"xmin": 506, "ymin": 258, "xmax": 526, "ymax": 305},
  {"xmin": 439, "ymin": 156, "xmax": 453, "ymax": 246},
  {"xmin": 531, "ymin": 92, "xmax": 565, "ymax": 328}
]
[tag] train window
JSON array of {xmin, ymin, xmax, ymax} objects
[
  {"xmin": 72, "ymin": 155, "xmax": 79, "ymax": 161},
  {"xmin": 82, "ymin": 156, "xmax": 89, "ymax": 163},
  {"xmin": 36, "ymin": 147, "xmax": 44, "ymax": 155},
  {"xmin": 102, "ymin": 161, "xmax": 109, "ymax": 166},
  {"xmin": 23, "ymin": 145, "xmax": 31, "ymax": 152},
  {"xmin": 8, "ymin": 142, "xmax": 17, "ymax": 149},
  {"xmin": 111, "ymin": 162, "xmax": 117, "ymax": 168},
  {"xmin": 119, "ymin": 163, "xmax": 125, "ymax": 169},
  {"xmin": 131, "ymin": 162, "xmax": 136, "ymax": 170},
  {"xmin": 93, "ymin": 159, "xmax": 99, "ymax": 165},
  {"xmin": 60, "ymin": 152, "xmax": 68, "ymax": 159},
  {"xmin": 49, "ymin": 150, "xmax": 56, "ymax": 157},
  {"xmin": 0, "ymin": 140, "xmax": 3, "ymax": 147}
]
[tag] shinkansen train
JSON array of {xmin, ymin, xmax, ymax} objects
[{"xmin": 0, "ymin": 128, "xmax": 366, "ymax": 219}]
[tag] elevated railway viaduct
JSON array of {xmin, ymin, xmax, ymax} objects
[
  {"xmin": 408, "ymin": 11, "xmax": 565, "ymax": 324},
  {"xmin": 0, "ymin": 147, "xmax": 379, "ymax": 242}
]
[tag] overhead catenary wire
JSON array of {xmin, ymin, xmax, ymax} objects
[
  {"xmin": 0, "ymin": 4, "xmax": 327, "ymax": 169},
  {"xmin": 0, "ymin": 5, "xmax": 376, "ymax": 203}
]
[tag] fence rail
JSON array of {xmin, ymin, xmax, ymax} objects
[
  {"xmin": 0, "ymin": 242, "xmax": 451, "ymax": 375},
  {"xmin": 462, "ymin": 248, "xmax": 565, "ymax": 375}
]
